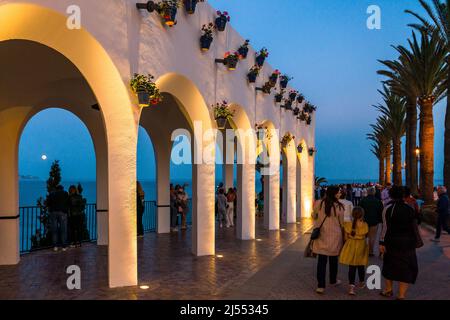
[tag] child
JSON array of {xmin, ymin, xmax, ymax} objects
[{"xmin": 339, "ymin": 207, "xmax": 369, "ymax": 296}]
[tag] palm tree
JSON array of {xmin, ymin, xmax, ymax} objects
[
  {"xmin": 368, "ymin": 126, "xmax": 388, "ymax": 185},
  {"xmin": 378, "ymin": 57, "xmax": 419, "ymax": 193},
  {"xmin": 368, "ymin": 118, "xmax": 391, "ymax": 185},
  {"xmin": 374, "ymin": 86, "xmax": 407, "ymax": 186},
  {"xmin": 314, "ymin": 176, "xmax": 328, "ymax": 186},
  {"xmin": 406, "ymin": 0, "xmax": 450, "ymax": 189},
  {"xmin": 392, "ymin": 30, "xmax": 447, "ymax": 203}
]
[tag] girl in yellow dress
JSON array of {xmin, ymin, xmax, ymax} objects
[{"xmin": 339, "ymin": 207, "xmax": 369, "ymax": 296}]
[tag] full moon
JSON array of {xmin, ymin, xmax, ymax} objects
[{"xmin": 41, "ymin": 155, "xmax": 47, "ymax": 160}]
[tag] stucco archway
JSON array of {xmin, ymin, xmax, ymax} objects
[
  {"xmin": 0, "ymin": 3, "xmax": 138, "ymax": 288},
  {"xmin": 257, "ymin": 120, "xmax": 280, "ymax": 231},
  {"xmin": 297, "ymin": 139, "xmax": 314, "ymax": 219},
  {"xmin": 138, "ymin": 73, "xmax": 216, "ymax": 256}
]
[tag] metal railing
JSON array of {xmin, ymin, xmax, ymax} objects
[
  {"xmin": 19, "ymin": 204, "xmax": 97, "ymax": 253},
  {"xmin": 19, "ymin": 199, "xmax": 192, "ymax": 253}
]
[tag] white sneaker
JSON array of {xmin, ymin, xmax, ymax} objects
[
  {"xmin": 61, "ymin": 247, "xmax": 67, "ymax": 252},
  {"xmin": 349, "ymin": 285, "xmax": 356, "ymax": 296},
  {"xmin": 316, "ymin": 288, "xmax": 325, "ymax": 294},
  {"xmin": 358, "ymin": 282, "xmax": 366, "ymax": 289},
  {"xmin": 53, "ymin": 247, "xmax": 59, "ymax": 252}
]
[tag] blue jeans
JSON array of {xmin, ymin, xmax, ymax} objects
[{"xmin": 50, "ymin": 211, "xmax": 68, "ymax": 248}]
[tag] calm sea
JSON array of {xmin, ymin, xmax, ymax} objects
[{"xmin": 19, "ymin": 178, "xmax": 444, "ymax": 207}]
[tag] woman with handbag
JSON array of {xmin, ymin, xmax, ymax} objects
[
  {"xmin": 379, "ymin": 186, "xmax": 421, "ymax": 300},
  {"xmin": 312, "ymin": 186, "xmax": 345, "ymax": 294}
]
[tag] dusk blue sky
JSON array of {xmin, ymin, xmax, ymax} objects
[{"xmin": 19, "ymin": 0, "xmax": 445, "ymax": 182}]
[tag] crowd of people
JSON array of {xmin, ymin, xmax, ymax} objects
[
  {"xmin": 310, "ymin": 183, "xmax": 450, "ymax": 299},
  {"xmin": 46, "ymin": 184, "xmax": 87, "ymax": 251}
]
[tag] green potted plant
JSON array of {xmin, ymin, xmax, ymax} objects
[
  {"xmin": 298, "ymin": 111, "xmax": 307, "ymax": 122},
  {"xmin": 215, "ymin": 11, "xmax": 230, "ymax": 32},
  {"xmin": 306, "ymin": 115, "xmax": 312, "ymax": 125},
  {"xmin": 283, "ymin": 98, "xmax": 293, "ymax": 110},
  {"xmin": 274, "ymin": 89, "xmax": 285, "ymax": 103},
  {"xmin": 308, "ymin": 147, "xmax": 316, "ymax": 156},
  {"xmin": 304, "ymin": 102, "xmax": 317, "ymax": 113},
  {"xmin": 280, "ymin": 74, "xmax": 293, "ymax": 89},
  {"xmin": 247, "ymin": 65, "xmax": 261, "ymax": 83},
  {"xmin": 184, "ymin": 0, "xmax": 203, "ymax": 14},
  {"xmin": 255, "ymin": 47, "xmax": 269, "ymax": 67},
  {"xmin": 288, "ymin": 90, "xmax": 298, "ymax": 101},
  {"xmin": 238, "ymin": 40, "xmax": 250, "ymax": 59},
  {"xmin": 269, "ymin": 69, "xmax": 281, "ymax": 87},
  {"xmin": 293, "ymin": 107, "xmax": 300, "ymax": 116},
  {"xmin": 157, "ymin": 0, "xmax": 180, "ymax": 27},
  {"xmin": 200, "ymin": 23, "xmax": 215, "ymax": 51},
  {"xmin": 213, "ymin": 101, "xmax": 234, "ymax": 129},
  {"xmin": 223, "ymin": 51, "xmax": 239, "ymax": 70},
  {"xmin": 281, "ymin": 133, "xmax": 294, "ymax": 146},
  {"xmin": 130, "ymin": 73, "xmax": 163, "ymax": 107},
  {"xmin": 260, "ymin": 82, "xmax": 272, "ymax": 94},
  {"xmin": 297, "ymin": 94, "xmax": 305, "ymax": 104},
  {"xmin": 297, "ymin": 143, "xmax": 304, "ymax": 154}
]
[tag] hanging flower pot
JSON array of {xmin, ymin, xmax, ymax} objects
[
  {"xmin": 200, "ymin": 35, "xmax": 213, "ymax": 51},
  {"xmin": 213, "ymin": 101, "xmax": 234, "ymax": 130},
  {"xmin": 297, "ymin": 144, "xmax": 304, "ymax": 154},
  {"xmin": 269, "ymin": 70, "xmax": 280, "ymax": 87},
  {"xmin": 184, "ymin": 0, "xmax": 201, "ymax": 14},
  {"xmin": 224, "ymin": 52, "xmax": 239, "ymax": 70},
  {"xmin": 293, "ymin": 107, "xmax": 300, "ymax": 116},
  {"xmin": 308, "ymin": 148, "xmax": 316, "ymax": 156},
  {"xmin": 275, "ymin": 94, "xmax": 283, "ymax": 103},
  {"xmin": 137, "ymin": 91, "xmax": 150, "ymax": 107},
  {"xmin": 215, "ymin": 11, "xmax": 230, "ymax": 32},
  {"xmin": 255, "ymin": 48, "xmax": 269, "ymax": 67},
  {"xmin": 283, "ymin": 99, "xmax": 293, "ymax": 110},
  {"xmin": 130, "ymin": 73, "xmax": 163, "ymax": 108},
  {"xmin": 306, "ymin": 116, "xmax": 312, "ymax": 125},
  {"xmin": 261, "ymin": 82, "xmax": 272, "ymax": 94},
  {"xmin": 297, "ymin": 94, "xmax": 305, "ymax": 104},
  {"xmin": 280, "ymin": 75, "xmax": 293, "ymax": 89},
  {"xmin": 216, "ymin": 117, "xmax": 227, "ymax": 129},
  {"xmin": 288, "ymin": 90, "xmax": 298, "ymax": 101},
  {"xmin": 237, "ymin": 40, "xmax": 250, "ymax": 59},
  {"xmin": 247, "ymin": 65, "xmax": 260, "ymax": 83},
  {"xmin": 200, "ymin": 23, "xmax": 215, "ymax": 51},
  {"xmin": 157, "ymin": 1, "xmax": 179, "ymax": 26}
]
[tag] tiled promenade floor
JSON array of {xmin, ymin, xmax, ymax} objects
[
  {"xmin": 0, "ymin": 218, "xmax": 313, "ymax": 300},
  {"xmin": 0, "ymin": 218, "xmax": 448, "ymax": 300},
  {"xmin": 226, "ymin": 225, "xmax": 450, "ymax": 300}
]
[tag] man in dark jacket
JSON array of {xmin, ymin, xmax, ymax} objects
[
  {"xmin": 432, "ymin": 186, "xmax": 450, "ymax": 242},
  {"xmin": 360, "ymin": 187, "xmax": 384, "ymax": 256},
  {"xmin": 47, "ymin": 185, "xmax": 69, "ymax": 251}
]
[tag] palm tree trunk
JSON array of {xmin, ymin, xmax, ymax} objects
[
  {"xmin": 385, "ymin": 143, "xmax": 392, "ymax": 185},
  {"xmin": 379, "ymin": 156, "xmax": 385, "ymax": 186},
  {"xmin": 408, "ymin": 101, "xmax": 418, "ymax": 194},
  {"xmin": 445, "ymin": 69, "xmax": 450, "ymax": 189},
  {"xmin": 393, "ymin": 138, "xmax": 402, "ymax": 186},
  {"xmin": 419, "ymin": 100, "xmax": 435, "ymax": 205},
  {"xmin": 405, "ymin": 109, "xmax": 411, "ymax": 187}
]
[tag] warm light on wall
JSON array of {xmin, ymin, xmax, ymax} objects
[{"xmin": 303, "ymin": 199, "xmax": 312, "ymax": 218}]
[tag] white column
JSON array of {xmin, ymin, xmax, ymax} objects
[
  {"xmin": 192, "ymin": 163, "xmax": 215, "ymax": 256},
  {"xmin": 263, "ymin": 151, "xmax": 280, "ymax": 230},
  {"xmin": 0, "ymin": 107, "xmax": 29, "ymax": 265},
  {"xmin": 296, "ymin": 157, "xmax": 302, "ymax": 219},
  {"xmin": 282, "ymin": 153, "xmax": 288, "ymax": 223},
  {"xmin": 286, "ymin": 147, "xmax": 297, "ymax": 224},
  {"xmin": 222, "ymin": 134, "xmax": 234, "ymax": 191},
  {"xmin": 155, "ymin": 138, "xmax": 171, "ymax": 234},
  {"xmin": 237, "ymin": 163, "xmax": 255, "ymax": 240},
  {"xmin": 107, "ymin": 119, "xmax": 138, "ymax": 288}
]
